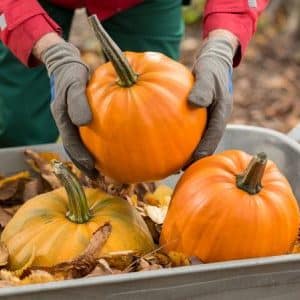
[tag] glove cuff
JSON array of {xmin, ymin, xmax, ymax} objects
[
  {"xmin": 197, "ymin": 37, "xmax": 234, "ymax": 71},
  {"xmin": 41, "ymin": 42, "xmax": 89, "ymax": 76}
]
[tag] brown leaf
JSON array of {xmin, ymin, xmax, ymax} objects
[
  {"xmin": 101, "ymin": 251, "xmax": 137, "ymax": 271},
  {"xmin": 0, "ymin": 207, "xmax": 13, "ymax": 228},
  {"xmin": 0, "ymin": 270, "xmax": 20, "ymax": 285},
  {"xmin": 0, "ymin": 171, "xmax": 30, "ymax": 202},
  {"xmin": 167, "ymin": 251, "xmax": 191, "ymax": 267},
  {"xmin": 0, "ymin": 243, "xmax": 8, "ymax": 267},
  {"xmin": 0, "ymin": 280, "xmax": 16, "ymax": 288},
  {"xmin": 24, "ymin": 150, "xmax": 61, "ymax": 189},
  {"xmin": 3, "ymin": 206, "xmax": 21, "ymax": 217},
  {"xmin": 23, "ymin": 177, "xmax": 45, "ymax": 201},
  {"xmin": 43, "ymin": 222, "xmax": 112, "ymax": 279},
  {"xmin": 19, "ymin": 270, "xmax": 61, "ymax": 286},
  {"xmin": 143, "ymin": 216, "xmax": 161, "ymax": 244},
  {"xmin": 137, "ymin": 258, "xmax": 162, "ymax": 272},
  {"xmin": 86, "ymin": 259, "xmax": 122, "ymax": 277}
]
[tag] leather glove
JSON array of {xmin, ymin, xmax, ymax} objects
[
  {"xmin": 42, "ymin": 42, "xmax": 97, "ymax": 178},
  {"xmin": 185, "ymin": 36, "xmax": 235, "ymax": 167}
]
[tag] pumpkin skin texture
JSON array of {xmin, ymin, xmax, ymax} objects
[
  {"xmin": 1, "ymin": 164, "xmax": 154, "ymax": 270},
  {"xmin": 160, "ymin": 150, "xmax": 299, "ymax": 263},
  {"xmin": 79, "ymin": 18, "xmax": 207, "ymax": 183}
]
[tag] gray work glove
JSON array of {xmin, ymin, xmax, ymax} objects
[
  {"xmin": 42, "ymin": 42, "xmax": 97, "ymax": 178},
  {"xmin": 184, "ymin": 37, "xmax": 235, "ymax": 168}
]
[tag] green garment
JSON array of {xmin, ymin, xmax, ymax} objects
[{"xmin": 0, "ymin": 0, "xmax": 184, "ymax": 147}]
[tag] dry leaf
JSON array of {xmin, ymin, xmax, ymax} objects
[
  {"xmin": 3, "ymin": 206, "xmax": 21, "ymax": 217},
  {"xmin": 137, "ymin": 258, "xmax": 162, "ymax": 272},
  {"xmin": 150, "ymin": 252, "xmax": 171, "ymax": 267},
  {"xmin": 0, "ymin": 270, "xmax": 20, "ymax": 285},
  {"xmin": 144, "ymin": 205, "xmax": 169, "ymax": 225},
  {"xmin": 87, "ymin": 259, "xmax": 122, "ymax": 277},
  {"xmin": 0, "ymin": 243, "xmax": 8, "ymax": 267},
  {"xmin": 101, "ymin": 251, "xmax": 137, "ymax": 271},
  {"xmin": 24, "ymin": 150, "xmax": 61, "ymax": 189},
  {"xmin": 167, "ymin": 251, "xmax": 191, "ymax": 267},
  {"xmin": 44, "ymin": 222, "xmax": 112, "ymax": 279},
  {"xmin": 0, "ymin": 207, "xmax": 13, "ymax": 228},
  {"xmin": 143, "ymin": 216, "xmax": 161, "ymax": 244},
  {"xmin": 23, "ymin": 177, "xmax": 45, "ymax": 201},
  {"xmin": 0, "ymin": 171, "xmax": 30, "ymax": 202},
  {"xmin": 0, "ymin": 172, "xmax": 30, "ymax": 189},
  {"xmin": 143, "ymin": 185, "xmax": 172, "ymax": 225},
  {"xmin": 0, "ymin": 280, "xmax": 16, "ymax": 287},
  {"xmin": 144, "ymin": 185, "xmax": 173, "ymax": 207},
  {"xmin": 20, "ymin": 270, "xmax": 60, "ymax": 286}
]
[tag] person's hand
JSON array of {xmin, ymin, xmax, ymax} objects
[
  {"xmin": 33, "ymin": 33, "xmax": 97, "ymax": 178},
  {"xmin": 185, "ymin": 30, "xmax": 238, "ymax": 168}
]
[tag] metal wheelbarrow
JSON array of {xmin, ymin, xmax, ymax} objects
[{"xmin": 0, "ymin": 124, "xmax": 300, "ymax": 300}]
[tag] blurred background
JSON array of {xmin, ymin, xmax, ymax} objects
[{"xmin": 69, "ymin": 0, "xmax": 300, "ymax": 133}]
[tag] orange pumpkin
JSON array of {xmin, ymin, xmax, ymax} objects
[
  {"xmin": 79, "ymin": 16, "xmax": 207, "ymax": 183},
  {"xmin": 160, "ymin": 150, "xmax": 299, "ymax": 263}
]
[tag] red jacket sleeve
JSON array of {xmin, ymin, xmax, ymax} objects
[
  {"xmin": 203, "ymin": 0, "xmax": 269, "ymax": 66},
  {"xmin": 0, "ymin": 0, "xmax": 61, "ymax": 67}
]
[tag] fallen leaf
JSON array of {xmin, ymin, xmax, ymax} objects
[
  {"xmin": 137, "ymin": 258, "xmax": 162, "ymax": 272},
  {"xmin": 0, "ymin": 171, "xmax": 30, "ymax": 202},
  {"xmin": 87, "ymin": 259, "xmax": 122, "ymax": 277},
  {"xmin": 0, "ymin": 243, "xmax": 8, "ymax": 267},
  {"xmin": 24, "ymin": 150, "xmax": 61, "ymax": 189},
  {"xmin": 167, "ymin": 251, "xmax": 191, "ymax": 267},
  {"xmin": 143, "ymin": 216, "xmax": 161, "ymax": 243},
  {"xmin": 101, "ymin": 251, "xmax": 137, "ymax": 271},
  {"xmin": 20, "ymin": 270, "xmax": 60, "ymax": 286},
  {"xmin": 0, "ymin": 207, "xmax": 13, "ymax": 228},
  {"xmin": 144, "ymin": 205, "xmax": 168, "ymax": 225},
  {"xmin": 144, "ymin": 185, "xmax": 173, "ymax": 207},
  {"xmin": 0, "ymin": 172, "xmax": 30, "ymax": 189},
  {"xmin": 23, "ymin": 177, "xmax": 45, "ymax": 201},
  {"xmin": 0, "ymin": 280, "xmax": 16, "ymax": 287},
  {"xmin": 0, "ymin": 270, "xmax": 20, "ymax": 285},
  {"xmin": 143, "ymin": 185, "xmax": 173, "ymax": 225},
  {"xmin": 44, "ymin": 222, "xmax": 112, "ymax": 279},
  {"xmin": 3, "ymin": 206, "xmax": 21, "ymax": 217}
]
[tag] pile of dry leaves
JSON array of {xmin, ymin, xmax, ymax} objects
[{"xmin": 0, "ymin": 150, "xmax": 191, "ymax": 288}]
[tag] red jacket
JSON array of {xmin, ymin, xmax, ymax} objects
[{"xmin": 0, "ymin": 0, "xmax": 268, "ymax": 67}]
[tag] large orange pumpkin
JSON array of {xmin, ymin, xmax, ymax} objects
[
  {"xmin": 160, "ymin": 150, "xmax": 299, "ymax": 263},
  {"xmin": 1, "ymin": 161, "xmax": 154, "ymax": 270},
  {"xmin": 79, "ymin": 16, "xmax": 207, "ymax": 183}
]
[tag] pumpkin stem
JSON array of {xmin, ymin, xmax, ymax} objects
[
  {"xmin": 236, "ymin": 152, "xmax": 267, "ymax": 195},
  {"xmin": 52, "ymin": 160, "xmax": 91, "ymax": 223},
  {"xmin": 88, "ymin": 15, "xmax": 138, "ymax": 87}
]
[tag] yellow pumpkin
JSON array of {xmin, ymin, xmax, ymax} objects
[{"xmin": 1, "ymin": 161, "xmax": 154, "ymax": 270}]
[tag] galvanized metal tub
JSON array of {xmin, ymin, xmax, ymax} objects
[{"xmin": 0, "ymin": 124, "xmax": 300, "ymax": 300}]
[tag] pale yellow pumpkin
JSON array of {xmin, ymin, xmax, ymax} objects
[{"xmin": 1, "ymin": 161, "xmax": 154, "ymax": 270}]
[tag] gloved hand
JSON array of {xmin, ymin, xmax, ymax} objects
[
  {"xmin": 41, "ymin": 42, "xmax": 97, "ymax": 178},
  {"xmin": 185, "ymin": 34, "xmax": 236, "ymax": 167}
]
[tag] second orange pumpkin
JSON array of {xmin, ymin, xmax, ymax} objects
[{"xmin": 79, "ymin": 16, "xmax": 207, "ymax": 183}]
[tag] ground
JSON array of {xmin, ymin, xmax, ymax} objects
[{"xmin": 69, "ymin": 9, "xmax": 300, "ymax": 134}]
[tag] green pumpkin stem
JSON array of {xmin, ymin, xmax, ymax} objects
[
  {"xmin": 52, "ymin": 160, "xmax": 90, "ymax": 223},
  {"xmin": 236, "ymin": 152, "xmax": 267, "ymax": 195},
  {"xmin": 88, "ymin": 14, "xmax": 138, "ymax": 87}
]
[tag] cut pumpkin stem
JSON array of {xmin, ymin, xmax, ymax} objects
[
  {"xmin": 88, "ymin": 14, "xmax": 138, "ymax": 87},
  {"xmin": 52, "ymin": 160, "xmax": 91, "ymax": 223},
  {"xmin": 236, "ymin": 152, "xmax": 267, "ymax": 195}
]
